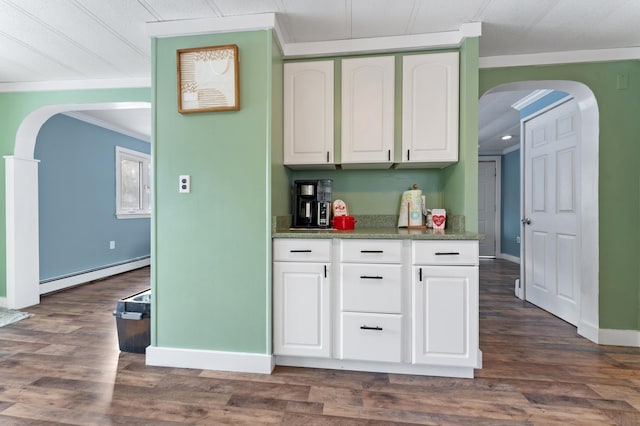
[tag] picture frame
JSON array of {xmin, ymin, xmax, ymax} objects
[{"xmin": 177, "ymin": 44, "xmax": 239, "ymax": 113}]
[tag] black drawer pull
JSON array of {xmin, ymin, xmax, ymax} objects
[
  {"xmin": 361, "ymin": 250, "xmax": 383, "ymax": 253},
  {"xmin": 435, "ymin": 252, "xmax": 460, "ymax": 256},
  {"xmin": 360, "ymin": 325, "xmax": 383, "ymax": 331},
  {"xmin": 360, "ymin": 275, "xmax": 383, "ymax": 280},
  {"xmin": 290, "ymin": 249, "xmax": 312, "ymax": 253}
]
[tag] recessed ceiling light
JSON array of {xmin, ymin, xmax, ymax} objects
[{"xmin": 501, "ymin": 135, "xmax": 512, "ymax": 141}]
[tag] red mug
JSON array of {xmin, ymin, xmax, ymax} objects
[{"xmin": 333, "ymin": 215, "xmax": 356, "ymax": 230}]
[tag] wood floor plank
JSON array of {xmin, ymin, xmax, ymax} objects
[{"xmin": 1, "ymin": 263, "xmax": 639, "ymax": 424}]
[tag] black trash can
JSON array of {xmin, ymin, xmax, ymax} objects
[{"xmin": 113, "ymin": 289, "xmax": 151, "ymax": 353}]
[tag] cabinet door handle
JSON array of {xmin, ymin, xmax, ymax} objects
[
  {"xmin": 326, "ymin": 151, "xmax": 330, "ymax": 163},
  {"xmin": 324, "ymin": 265, "xmax": 327, "ymax": 278},
  {"xmin": 419, "ymin": 267, "xmax": 423, "ymax": 282},
  {"xmin": 290, "ymin": 249, "xmax": 312, "ymax": 253},
  {"xmin": 360, "ymin": 275, "xmax": 383, "ymax": 280},
  {"xmin": 360, "ymin": 325, "xmax": 383, "ymax": 331},
  {"xmin": 360, "ymin": 250, "xmax": 383, "ymax": 254},
  {"xmin": 388, "ymin": 149, "xmax": 391, "ymax": 161},
  {"xmin": 407, "ymin": 149, "xmax": 410, "ymax": 161},
  {"xmin": 435, "ymin": 252, "xmax": 460, "ymax": 256}
]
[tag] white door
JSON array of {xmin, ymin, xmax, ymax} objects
[
  {"xmin": 478, "ymin": 160, "xmax": 497, "ymax": 257},
  {"xmin": 523, "ymin": 99, "xmax": 580, "ymax": 325}
]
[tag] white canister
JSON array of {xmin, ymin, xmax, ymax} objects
[{"xmin": 431, "ymin": 209, "xmax": 446, "ymax": 230}]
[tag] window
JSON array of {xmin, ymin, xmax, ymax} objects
[{"xmin": 116, "ymin": 146, "xmax": 151, "ymax": 219}]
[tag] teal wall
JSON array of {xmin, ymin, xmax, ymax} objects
[
  {"xmin": 500, "ymin": 149, "xmax": 520, "ymax": 257},
  {"xmin": 480, "ymin": 60, "xmax": 640, "ymax": 331},
  {"xmin": 35, "ymin": 114, "xmax": 150, "ymax": 281},
  {"xmin": 0, "ymin": 88, "xmax": 150, "ymax": 298},
  {"xmin": 152, "ymin": 30, "xmax": 275, "ymax": 353}
]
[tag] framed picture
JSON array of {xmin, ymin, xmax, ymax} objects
[{"xmin": 177, "ymin": 44, "xmax": 239, "ymax": 113}]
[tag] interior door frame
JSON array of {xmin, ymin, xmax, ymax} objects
[{"xmin": 478, "ymin": 156, "xmax": 501, "ymax": 258}]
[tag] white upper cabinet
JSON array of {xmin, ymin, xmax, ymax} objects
[
  {"xmin": 341, "ymin": 56, "xmax": 395, "ymax": 169},
  {"xmin": 284, "ymin": 61, "xmax": 335, "ymax": 169},
  {"xmin": 400, "ymin": 52, "xmax": 459, "ymax": 168}
]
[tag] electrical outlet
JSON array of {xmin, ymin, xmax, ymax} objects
[
  {"xmin": 516, "ymin": 236, "xmax": 521, "ymax": 244},
  {"xmin": 179, "ymin": 175, "xmax": 190, "ymax": 193},
  {"xmin": 109, "ymin": 241, "xmax": 115, "ymax": 250}
]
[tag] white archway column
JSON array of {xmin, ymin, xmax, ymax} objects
[{"xmin": 5, "ymin": 155, "xmax": 40, "ymax": 308}]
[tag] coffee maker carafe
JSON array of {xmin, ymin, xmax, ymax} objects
[{"xmin": 293, "ymin": 179, "xmax": 333, "ymax": 228}]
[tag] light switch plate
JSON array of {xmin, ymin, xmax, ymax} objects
[{"xmin": 179, "ymin": 175, "xmax": 190, "ymax": 193}]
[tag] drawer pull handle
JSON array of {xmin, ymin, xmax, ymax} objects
[
  {"xmin": 290, "ymin": 249, "xmax": 312, "ymax": 253},
  {"xmin": 361, "ymin": 250, "xmax": 383, "ymax": 254},
  {"xmin": 435, "ymin": 252, "xmax": 460, "ymax": 256},
  {"xmin": 360, "ymin": 275, "xmax": 383, "ymax": 280},
  {"xmin": 360, "ymin": 325, "xmax": 383, "ymax": 331}
]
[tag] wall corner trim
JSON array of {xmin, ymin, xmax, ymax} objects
[{"xmin": 146, "ymin": 346, "xmax": 275, "ymax": 374}]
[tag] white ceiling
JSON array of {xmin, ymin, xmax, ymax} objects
[{"xmin": 1, "ymin": 0, "xmax": 639, "ymax": 151}]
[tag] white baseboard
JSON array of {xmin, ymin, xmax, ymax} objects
[
  {"xmin": 275, "ymin": 355, "xmax": 476, "ymax": 379},
  {"xmin": 498, "ymin": 253, "xmax": 521, "ymax": 264},
  {"xmin": 146, "ymin": 346, "xmax": 275, "ymax": 374},
  {"xmin": 578, "ymin": 321, "xmax": 600, "ymax": 344},
  {"xmin": 39, "ymin": 257, "xmax": 150, "ymax": 295},
  {"xmin": 0, "ymin": 297, "xmax": 7, "ymax": 308},
  {"xmin": 598, "ymin": 329, "xmax": 640, "ymax": 347}
]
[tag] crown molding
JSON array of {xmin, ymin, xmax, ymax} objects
[
  {"xmin": 479, "ymin": 46, "xmax": 640, "ymax": 69},
  {"xmin": 146, "ymin": 13, "xmax": 482, "ymax": 58},
  {"xmin": 0, "ymin": 77, "xmax": 150, "ymax": 93},
  {"xmin": 510, "ymin": 89, "xmax": 553, "ymax": 111}
]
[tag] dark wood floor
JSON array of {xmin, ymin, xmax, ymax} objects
[{"xmin": 1, "ymin": 260, "xmax": 639, "ymax": 425}]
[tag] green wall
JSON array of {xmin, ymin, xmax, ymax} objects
[
  {"xmin": 0, "ymin": 88, "xmax": 150, "ymax": 298},
  {"xmin": 152, "ymin": 30, "xmax": 275, "ymax": 353},
  {"xmin": 443, "ymin": 38, "xmax": 479, "ymax": 232},
  {"xmin": 480, "ymin": 60, "xmax": 640, "ymax": 330}
]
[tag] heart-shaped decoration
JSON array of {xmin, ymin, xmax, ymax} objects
[{"xmin": 432, "ymin": 215, "xmax": 446, "ymax": 227}]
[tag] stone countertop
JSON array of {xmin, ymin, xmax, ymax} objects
[{"xmin": 273, "ymin": 227, "xmax": 483, "ymax": 240}]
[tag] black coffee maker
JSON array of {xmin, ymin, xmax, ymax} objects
[{"xmin": 292, "ymin": 179, "xmax": 333, "ymax": 228}]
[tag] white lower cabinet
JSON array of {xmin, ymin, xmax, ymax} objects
[
  {"xmin": 412, "ymin": 241, "xmax": 480, "ymax": 368},
  {"xmin": 412, "ymin": 265, "xmax": 479, "ymax": 366},
  {"xmin": 273, "ymin": 239, "xmax": 331, "ymax": 358},
  {"xmin": 273, "ymin": 238, "xmax": 480, "ymax": 377}
]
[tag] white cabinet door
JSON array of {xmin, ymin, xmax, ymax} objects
[
  {"xmin": 284, "ymin": 61, "xmax": 334, "ymax": 168},
  {"xmin": 341, "ymin": 56, "xmax": 394, "ymax": 168},
  {"xmin": 273, "ymin": 262, "xmax": 331, "ymax": 358},
  {"xmin": 401, "ymin": 52, "xmax": 459, "ymax": 167},
  {"xmin": 412, "ymin": 265, "xmax": 479, "ymax": 367}
]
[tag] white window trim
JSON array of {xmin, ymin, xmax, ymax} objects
[{"xmin": 115, "ymin": 146, "xmax": 151, "ymax": 219}]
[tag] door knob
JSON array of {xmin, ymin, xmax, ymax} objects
[{"xmin": 521, "ymin": 218, "xmax": 532, "ymax": 225}]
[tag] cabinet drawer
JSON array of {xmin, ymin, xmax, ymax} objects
[
  {"xmin": 273, "ymin": 239, "xmax": 331, "ymax": 262},
  {"xmin": 340, "ymin": 312, "xmax": 402, "ymax": 363},
  {"xmin": 413, "ymin": 241, "xmax": 478, "ymax": 266},
  {"xmin": 341, "ymin": 239, "xmax": 402, "ymax": 263},
  {"xmin": 341, "ymin": 264, "xmax": 401, "ymax": 313}
]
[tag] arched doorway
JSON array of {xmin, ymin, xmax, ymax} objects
[
  {"xmin": 5, "ymin": 102, "xmax": 151, "ymax": 309},
  {"xmin": 480, "ymin": 81, "xmax": 599, "ymax": 343}
]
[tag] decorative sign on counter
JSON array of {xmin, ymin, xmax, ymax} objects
[{"xmin": 177, "ymin": 44, "xmax": 240, "ymax": 113}]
